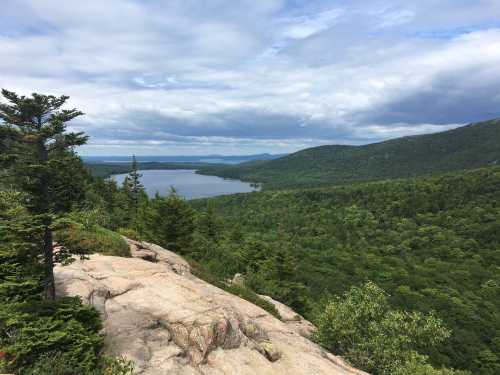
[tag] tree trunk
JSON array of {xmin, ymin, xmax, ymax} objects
[
  {"xmin": 39, "ymin": 135, "xmax": 55, "ymax": 300},
  {"xmin": 43, "ymin": 225, "xmax": 56, "ymax": 300}
]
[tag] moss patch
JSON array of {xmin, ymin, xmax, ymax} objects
[{"xmin": 55, "ymin": 224, "xmax": 131, "ymax": 257}]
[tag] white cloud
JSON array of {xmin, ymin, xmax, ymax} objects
[
  {"xmin": 280, "ymin": 9, "xmax": 343, "ymax": 39},
  {"xmin": 1, "ymin": 0, "xmax": 500, "ymax": 155}
]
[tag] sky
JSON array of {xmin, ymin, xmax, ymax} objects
[{"xmin": 1, "ymin": 0, "xmax": 500, "ymax": 156}]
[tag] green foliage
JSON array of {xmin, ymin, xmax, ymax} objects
[
  {"xmin": 0, "ymin": 190, "xmax": 44, "ymax": 302},
  {"xmin": 246, "ymin": 241, "xmax": 310, "ymax": 315},
  {"xmin": 0, "ymin": 189, "xmax": 134, "ymax": 375},
  {"xmin": 84, "ymin": 178, "xmax": 133, "ymax": 230},
  {"xmin": 101, "ymin": 356, "xmax": 135, "ymax": 375},
  {"xmin": 0, "ymin": 89, "xmax": 89, "ymax": 300},
  {"xmin": 198, "ymin": 119, "xmax": 500, "ymax": 189},
  {"xmin": 0, "ymin": 89, "xmax": 88, "ymax": 215},
  {"xmin": 0, "ymin": 302, "xmax": 135, "ymax": 375},
  {"xmin": 189, "ymin": 261, "xmax": 281, "ymax": 319},
  {"xmin": 23, "ymin": 351, "xmax": 89, "ymax": 375},
  {"xmin": 116, "ymin": 227, "xmax": 142, "ymax": 241},
  {"xmin": 144, "ymin": 189, "xmax": 196, "ymax": 254},
  {"xmin": 0, "ymin": 297, "xmax": 103, "ymax": 373},
  {"xmin": 393, "ymin": 357, "xmax": 471, "ymax": 375},
  {"xmin": 55, "ymin": 222, "xmax": 131, "ymax": 258},
  {"xmin": 120, "ymin": 156, "xmax": 147, "ymax": 230},
  {"xmin": 314, "ymin": 282, "xmax": 456, "ymax": 374},
  {"xmin": 191, "ymin": 167, "xmax": 500, "ymax": 374}
]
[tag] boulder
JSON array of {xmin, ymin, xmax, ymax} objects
[
  {"xmin": 55, "ymin": 240, "xmax": 368, "ymax": 375},
  {"xmin": 231, "ymin": 273, "xmax": 246, "ymax": 287}
]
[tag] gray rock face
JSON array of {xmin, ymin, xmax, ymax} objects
[{"xmin": 55, "ymin": 240, "xmax": 368, "ymax": 375}]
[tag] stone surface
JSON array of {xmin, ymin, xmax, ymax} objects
[
  {"xmin": 127, "ymin": 238, "xmax": 190, "ymax": 275},
  {"xmin": 231, "ymin": 273, "xmax": 246, "ymax": 287},
  {"xmin": 55, "ymin": 240, "xmax": 368, "ymax": 375},
  {"xmin": 258, "ymin": 295, "xmax": 316, "ymax": 339}
]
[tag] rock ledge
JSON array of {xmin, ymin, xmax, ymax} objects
[{"xmin": 55, "ymin": 240, "xmax": 368, "ymax": 375}]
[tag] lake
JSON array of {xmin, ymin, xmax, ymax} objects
[{"xmin": 112, "ymin": 169, "xmax": 259, "ymax": 199}]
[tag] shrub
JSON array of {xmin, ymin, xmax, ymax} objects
[
  {"xmin": 0, "ymin": 298, "xmax": 103, "ymax": 373},
  {"xmin": 314, "ymin": 282, "xmax": 466, "ymax": 375},
  {"xmin": 55, "ymin": 223, "xmax": 131, "ymax": 258},
  {"xmin": 24, "ymin": 351, "xmax": 97, "ymax": 375},
  {"xmin": 101, "ymin": 356, "xmax": 135, "ymax": 375},
  {"xmin": 0, "ymin": 298, "xmax": 136, "ymax": 375},
  {"xmin": 392, "ymin": 355, "xmax": 471, "ymax": 375},
  {"xmin": 116, "ymin": 227, "xmax": 142, "ymax": 242}
]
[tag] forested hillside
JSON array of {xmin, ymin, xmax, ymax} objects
[
  {"xmin": 2, "ymin": 89, "xmax": 497, "ymax": 375},
  {"xmin": 198, "ymin": 119, "xmax": 500, "ymax": 189},
  {"xmin": 86, "ymin": 161, "xmax": 224, "ymax": 178},
  {"xmin": 191, "ymin": 167, "xmax": 500, "ymax": 374}
]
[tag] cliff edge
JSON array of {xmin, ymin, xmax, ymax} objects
[{"xmin": 55, "ymin": 239, "xmax": 368, "ymax": 375}]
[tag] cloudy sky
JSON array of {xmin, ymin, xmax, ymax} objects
[{"xmin": 2, "ymin": 0, "xmax": 500, "ymax": 155}]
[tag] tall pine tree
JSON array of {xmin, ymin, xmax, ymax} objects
[
  {"xmin": 128, "ymin": 155, "xmax": 144, "ymax": 217},
  {"xmin": 0, "ymin": 89, "xmax": 88, "ymax": 300},
  {"xmin": 121, "ymin": 155, "xmax": 145, "ymax": 229}
]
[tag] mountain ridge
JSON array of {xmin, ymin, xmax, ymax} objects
[{"xmin": 198, "ymin": 119, "xmax": 500, "ymax": 189}]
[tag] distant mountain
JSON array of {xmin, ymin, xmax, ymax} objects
[
  {"xmin": 198, "ymin": 119, "xmax": 500, "ymax": 189},
  {"xmin": 82, "ymin": 153, "xmax": 286, "ymax": 165}
]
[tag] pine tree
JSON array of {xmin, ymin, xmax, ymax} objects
[
  {"xmin": 0, "ymin": 89, "xmax": 87, "ymax": 300},
  {"xmin": 0, "ymin": 191, "xmax": 44, "ymax": 302},
  {"xmin": 120, "ymin": 155, "xmax": 146, "ymax": 231},
  {"xmin": 128, "ymin": 155, "xmax": 144, "ymax": 216},
  {"xmin": 198, "ymin": 202, "xmax": 220, "ymax": 241},
  {"xmin": 147, "ymin": 188, "xmax": 195, "ymax": 254}
]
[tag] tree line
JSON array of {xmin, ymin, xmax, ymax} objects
[{"xmin": 2, "ymin": 89, "xmax": 498, "ymax": 374}]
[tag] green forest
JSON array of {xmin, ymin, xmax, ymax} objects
[
  {"xmin": 1, "ymin": 90, "xmax": 499, "ymax": 375},
  {"xmin": 197, "ymin": 119, "xmax": 500, "ymax": 189},
  {"xmin": 191, "ymin": 167, "xmax": 500, "ymax": 374}
]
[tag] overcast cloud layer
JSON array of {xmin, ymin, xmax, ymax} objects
[{"xmin": 1, "ymin": 0, "xmax": 500, "ymax": 155}]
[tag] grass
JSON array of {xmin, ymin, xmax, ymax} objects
[{"xmin": 55, "ymin": 223, "xmax": 131, "ymax": 258}]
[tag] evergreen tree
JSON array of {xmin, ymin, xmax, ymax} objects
[
  {"xmin": 120, "ymin": 155, "xmax": 146, "ymax": 228},
  {"xmin": 197, "ymin": 202, "xmax": 220, "ymax": 241},
  {"xmin": 0, "ymin": 190, "xmax": 44, "ymax": 302},
  {"xmin": 128, "ymin": 155, "xmax": 144, "ymax": 218},
  {"xmin": 147, "ymin": 188, "xmax": 195, "ymax": 254},
  {"xmin": 0, "ymin": 89, "xmax": 87, "ymax": 300}
]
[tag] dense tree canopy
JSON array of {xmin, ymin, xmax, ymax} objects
[
  {"xmin": 2, "ymin": 90, "xmax": 499, "ymax": 374},
  {"xmin": 314, "ymin": 282, "xmax": 465, "ymax": 375},
  {"xmin": 191, "ymin": 167, "xmax": 500, "ymax": 374},
  {"xmin": 198, "ymin": 119, "xmax": 500, "ymax": 189}
]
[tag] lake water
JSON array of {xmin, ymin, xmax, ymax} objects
[{"xmin": 112, "ymin": 169, "xmax": 259, "ymax": 199}]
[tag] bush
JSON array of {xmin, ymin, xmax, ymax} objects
[
  {"xmin": 0, "ymin": 298, "xmax": 103, "ymax": 373},
  {"xmin": 393, "ymin": 355, "xmax": 471, "ymax": 375},
  {"xmin": 55, "ymin": 223, "xmax": 131, "ymax": 258},
  {"xmin": 0, "ymin": 298, "xmax": 136, "ymax": 375},
  {"xmin": 314, "ymin": 282, "xmax": 466, "ymax": 375},
  {"xmin": 24, "ymin": 351, "xmax": 97, "ymax": 375},
  {"xmin": 116, "ymin": 227, "xmax": 142, "ymax": 242}
]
